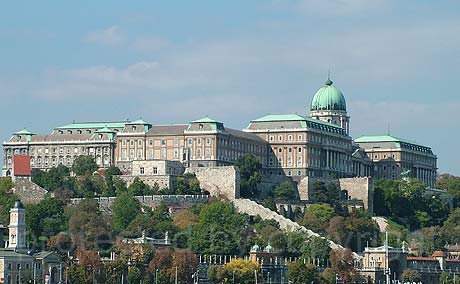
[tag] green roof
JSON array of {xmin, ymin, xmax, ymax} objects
[
  {"xmin": 354, "ymin": 135, "xmax": 427, "ymax": 148},
  {"xmin": 252, "ymin": 114, "xmax": 306, "ymax": 122},
  {"xmin": 252, "ymin": 113, "xmax": 343, "ymax": 128},
  {"xmin": 14, "ymin": 128, "xmax": 35, "ymax": 135},
  {"xmin": 127, "ymin": 119, "xmax": 150, "ymax": 125},
  {"xmin": 55, "ymin": 121, "xmax": 128, "ymax": 130},
  {"xmin": 191, "ymin": 116, "xmax": 221, "ymax": 123},
  {"xmin": 95, "ymin": 126, "xmax": 115, "ymax": 133}
]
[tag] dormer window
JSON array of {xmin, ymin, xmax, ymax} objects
[
  {"xmin": 199, "ymin": 124, "xmax": 204, "ymax": 130},
  {"xmin": 86, "ymin": 130, "xmax": 91, "ymax": 134},
  {"xmin": 67, "ymin": 130, "xmax": 72, "ymax": 134},
  {"xmin": 77, "ymin": 130, "xmax": 82, "ymax": 134},
  {"xmin": 132, "ymin": 126, "xmax": 137, "ymax": 131},
  {"xmin": 58, "ymin": 130, "xmax": 64, "ymax": 134},
  {"xmin": 99, "ymin": 134, "xmax": 103, "ymax": 139}
]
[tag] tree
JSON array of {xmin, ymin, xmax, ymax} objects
[
  {"xmin": 112, "ymin": 191, "xmax": 141, "ymax": 233},
  {"xmin": 439, "ymin": 271, "xmax": 454, "ymax": 284},
  {"xmin": 72, "ymin": 156, "xmax": 98, "ymax": 176},
  {"xmin": 309, "ymin": 181, "xmax": 340, "ymax": 203},
  {"xmin": 0, "ymin": 177, "xmax": 14, "ymax": 190},
  {"xmin": 148, "ymin": 247, "xmax": 198, "ymax": 284},
  {"xmin": 301, "ymin": 237, "xmax": 331, "ymax": 262},
  {"xmin": 300, "ymin": 203, "xmax": 336, "ymax": 234},
  {"xmin": 287, "ymin": 262, "xmax": 320, "ymax": 284},
  {"xmin": 189, "ymin": 200, "xmax": 247, "ymax": 255},
  {"xmin": 25, "ymin": 197, "xmax": 67, "ymax": 246},
  {"xmin": 272, "ymin": 180, "xmax": 298, "ymax": 200},
  {"xmin": 68, "ymin": 199, "xmax": 112, "ymax": 250},
  {"xmin": 208, "ymin": 259, "xmax": 259, "ymax": 284},
  {"xmin": 330, "ymin": 248, "xmax": 356, "ymax": 284},
  {"xmin": 128, "ymin": 177, "xmax": 152, "ymax": 196},
  {"xmin": 401, "ymin": 268, "xmax": 421, "ymax": 283},
  {"xmin": 437, "ymin": 174, "xmax": 460, "ymax": 206},
  {"xmin": 235, "ymin": 154, "xmax": 262, "ymax": 198}
]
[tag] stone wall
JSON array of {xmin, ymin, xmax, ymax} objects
[
  {"xmin": 338, "ymin": 177, "xmax": 374, "ymax": 215},
  {"xmin": 69, "ymin": 195, "xmax": 209, "ymax": 215},
  {"xmin": 296, "ymin": 176, "xmax": 374, "ymax": 215},
  {"xmin": 232, "ymin": 198, "xmax": 360, "ymax": 259},
  {"xmin": 120, "ymin": 175, "xmax": 174, "ymax": 190},
  {"xmin": 12, "ymin": 177, "xmax": 48, "ymax": 204},
  {"xmin": 185, "ymin": 166, "xmax": 240, "ymax": 200}
]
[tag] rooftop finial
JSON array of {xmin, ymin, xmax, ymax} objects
[{"xmin": 325, "ymin": 68, "xmax": 333, "ymax": 85}]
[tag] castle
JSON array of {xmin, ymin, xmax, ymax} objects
[{"xmin": 2, "ymin": 78, "xmax": 437, "ymax": 187}]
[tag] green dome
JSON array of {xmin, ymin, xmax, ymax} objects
[
  {"xmin": 264, "ymin": 244, "xmax": 274, "ymax": 253},
  {"xmin": 251, "ymin": 244, "xmax": 261, "ymax": 252},
  {"xmin": 310, "ymin": 79, "xmax": 347, "ymax": 111}
]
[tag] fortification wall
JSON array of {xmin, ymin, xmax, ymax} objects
[
  {"xmin": 338, "ymin": 177, "xmax": 374, "ymax": 215},
  {"xmin": 185, "ymin": 166, "xmax": 240, "ymax": 200},
  {"xmin": 297, "ymin": 176, "xmax": 373, "ymax": 215},
  {"xmin": 12, "ymin": 177, "xmax": 48, "ymax": 204},
  {"xmin": 69, "ymin": 195, "xmax": 209, "ymax": 215},
  {"xmin": 120, "ymin": 175, "xmax": 173, "ymax": 190}
]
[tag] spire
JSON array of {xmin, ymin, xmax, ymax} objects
[{"xmin": 325, "ymin": 69, "xmax": 333, "ymax": 86}]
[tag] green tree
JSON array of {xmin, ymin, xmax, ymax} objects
[
  {"xmin": 309, "ymin": 181, "xmax": 340, "ymax": 203},
  {"xmin": 401, "ymin": 268, "xmax": 421, "ymax": 282},
  {"xmin": 189, "ymin": 200, "xmax": 247, "ymax": 255},
  {"xmin": 128, "ymin": 177, "xmax": 152, "ymax": 196},
  {"xmin": 437, "ymin": 174, "xmax": 460, "ymax": 206},
  {"xmin": 301, "ymin": 237, "xmax": 331, "ymax": 262},
  {"xmin": 112, "ymin": 191, "xmax": 142, "ymax": 233},
  {"xmin": 0, "ymin": 177, "xmax": 14, "ymax": 190},
  {"xmin": 67, "ymin": 264, "xmax": 86, "ymax": 284},
  {"xmin": 235, "ymin": 154, "xmax": 262, "ymax": 198},
  {"xmin": 439, "ymin": 271, "xmax": 454, "ymax": 284},
  {"xmin": 26, "ymin": 197, "xmax": 67, "ymax": 245},
  {"xmin": 68, "ymin": 199, "xmax": 112, "ymax": 250},
  {"xmin": 272, "ymin": 180, "xmax": 298, "ymax": 200},
  {"xmin": 208, "ymin": 259, "xmax": 259, "ymax": 284},
  {"xmin": 72, "ymin": 156, "xmax": 98, "ymax": 176},
  {"xmin": 127, "ymin": 267, "xmax": 142, "ymax": 284},
  {"xmin": 287, "ymin": 262, "xmax": 320, "ymax": 284}
]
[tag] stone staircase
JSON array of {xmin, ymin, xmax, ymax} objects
[{"xmin": 232, "ymin": 198, "xmax": 358, "ymax": 256}]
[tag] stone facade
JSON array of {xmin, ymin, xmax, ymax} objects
[
  {"xmin": 120, "ymin": 175, "xmax": 174, "ymax": 190},
  {"xmin": 69, "ymin": 195, "xmax": 209, "ymax": 215},
  {"xmin": 296, "ymin": 176, "xmax": 374, "ymax": 215},
  {"xmin": 185, "ymin": 166, "xmax": 240, "ymax": 200},
  {"xmin": 11, "ymin": 177, "xmax": 48, "ymax": 204}
]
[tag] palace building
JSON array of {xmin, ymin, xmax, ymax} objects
[{"xmin": 1, "ymin": 78, "xmax": 437, "ymax": 186}]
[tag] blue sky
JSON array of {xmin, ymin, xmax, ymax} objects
[{"xmin": 1, "ymin": 0, "xmax": 459, "ymax": 175}]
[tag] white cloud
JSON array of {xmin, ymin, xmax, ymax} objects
[
  {"xmin": 131, "ymin": 36, "xmax": 170, "ymax": 52},
  {"xmin": 85, "ymin": 26, "xmax": 124, "ymax": 46}
]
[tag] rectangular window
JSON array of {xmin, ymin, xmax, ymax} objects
[
  {"xmin": 206, "ymin": 138, "xmax": 211, "ymax": 145},
  {"xmin": 161, "ymin": 148, "xmax": 166, "ymax": 159},
  {"xmin": 161, "ymin": 139, "xmax": 166, "ymax": 146},
  {"xmin": 288, "ymin": 156, "xmax": 292, "ymax": 166},
  {"xmin": 137, "ymin": 150, "xmax": 142, "ymax": 158},
  {"xmin": 122, "ymin": 140, "xmax": 127, "ymax": 146},
  {"xmin": 174, "ymin": 148, "xmax": 179, "ymax": 159},
  {"xmin": 138, "ymin": 140, "xmax": 142, "ymax": 146},
  {"xmin": 122, "ymin": 149, "xmax": 127, "ymax": 159},
  {"xmin": 148, "ymin": 150, "xmax": 153, "ymax": 159},
  {"xmin": 140, "ymin": 167, "xmax": 145, "ymax": 175},
  {"xmin": 153, "ymin": 167, "xmax": 158, "ymax": 174},
  {"xmin": 130, "ymin": 140, "xmax": 134, "ymax": 146},
  {"xmin": 174, "ymin": 138, "xmax": 179, "ymax": 146},
  {"xmin": 205, "ymin": 148, "xmax": 211, "ymax": 157},
  {"xmin": 197, "ymin": 138, "xmax": 202, "ymax": 145},
  {"xmin": 149, "ymin": 139, "xmax": 154, "ymax": 146},
  {"xmin": 297, "ymin": 156, "xmax": 302, "ymax": 166},
  {"xmin": 298, "ymin": 134, "xmax": 302, "ymax": 140},
  {"xmin": 130, "ymin": 150, "xmax": 134, "ymax": 159}
]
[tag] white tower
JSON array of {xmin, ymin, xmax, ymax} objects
[{"xmin": 8, "ymin": 200, "xmax": 27, "ymax": 251}]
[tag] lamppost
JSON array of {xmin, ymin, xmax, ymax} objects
[
  {"xmin": 267, "ymin": 271, "xmax": 270, "ymax": 284},
  {"xmin": 155, "ymin": 268, "xmax": 159, "ymax": 284},
  {"xmin": 232, "ymin": 270, "xmax": 235, "ymax": 284}
]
